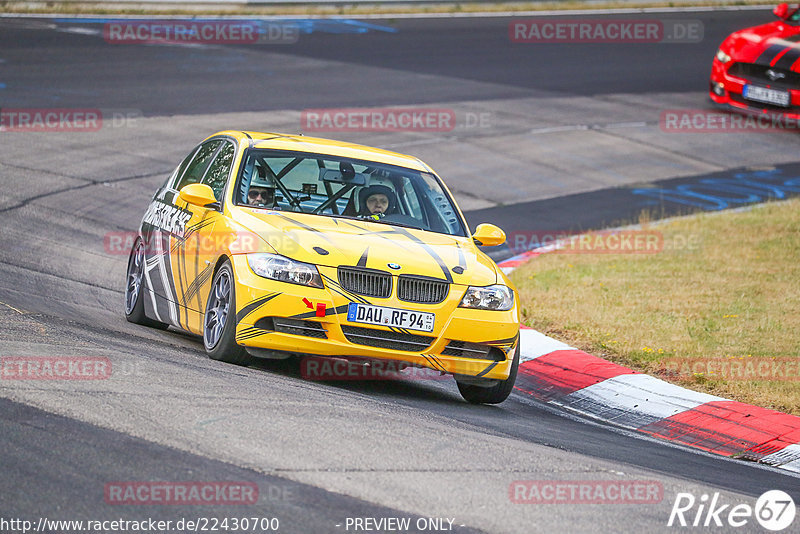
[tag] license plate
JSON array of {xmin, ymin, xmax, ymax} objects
[
  {"xmin": 743, "ymin": 84, "xmax": 790, "ymax": 107},
  {"xmin": 346, "ymin": 302, "xmax": 434, "ymax": 333}
]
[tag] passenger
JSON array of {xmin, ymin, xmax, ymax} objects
[{"xmin": 358, "ymin": 185, "xmax": 397, "ymax": 218}]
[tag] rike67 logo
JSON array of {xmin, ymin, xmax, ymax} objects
[{"xmin": 668, "ymin": 490, "xmax": 796, "ymax": 531}]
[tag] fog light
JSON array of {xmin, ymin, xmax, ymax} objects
[{"xmin": 713, "ymin": 83, "xmax": 725, "ymax": 96}]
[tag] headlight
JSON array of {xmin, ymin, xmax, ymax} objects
[
  {"xmin": 459, "ymin": 284, "xmax": 514, "ymax": 311},
  {"xmin": 715, "ymin": 49, "xmax": 731, "ymax": 63},
  {"xmin": 247, "ymin": 253, "xmax": 323, "ymax": 288}
]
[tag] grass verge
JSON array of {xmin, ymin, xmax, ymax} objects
[{"xmin": 511, "ymin": 198, "xmax": 800, "ymax": 415}]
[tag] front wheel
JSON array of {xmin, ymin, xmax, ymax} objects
[
  {"xmin": 124, "ymin": 238, "xmax": 168, "ymax": 329},
  {"xmin": 456, "ymin": 343, "xmax": 520, "ymax": 404},
  {"xmin": 204, "ymin": 261, "xmax": 251, "ymax": 366}
]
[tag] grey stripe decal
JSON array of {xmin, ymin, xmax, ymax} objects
[{"xmin": 357, "ymin": 247, "xmax": 369, "ymax": 268}]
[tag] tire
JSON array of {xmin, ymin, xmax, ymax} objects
[
  {"xmin": 203, "ymin": 261, "xmax": 251, "ymax": 366},
  {"xmin": 457, "ymin": 342, "xmax": 520, "ymax": 404},
  {"xmin": 124, "ymin": 238, "xmax": 169, "ymax": 330}
]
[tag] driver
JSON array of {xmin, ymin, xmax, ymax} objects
[
  {"xmin": 358, "ymin": 185, "xmax": 397, "ymax": 218},
  {"xmin": 247, "ymin": 181, "xmax": 275, "ymax": 208}
]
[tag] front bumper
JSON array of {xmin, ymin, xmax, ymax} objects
[
  {"xmin": 709, "ymin": 58, "xmax": 800, "ymax": 120},
  {"xmin": 230, "ymin": 255, "xmax": 519, "ymax": 381}
]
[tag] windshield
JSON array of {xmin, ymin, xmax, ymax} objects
[{"xmin": 233, "ymin": 149, "xmax": 467, "ymax": 237}]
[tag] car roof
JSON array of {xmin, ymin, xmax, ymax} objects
[{"xmin": 206, "ymin": 130, "xmax": 432, "ymax": 173}]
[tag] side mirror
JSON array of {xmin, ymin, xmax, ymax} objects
[
  {"xmin": 472, "ymin": 223, "xmax": 506, "ymax": 247},
  {"xmin": 179, "ymin": 183, "xmax": 219, "ymax": 209},
  {"xmin": 774, "ymin": 3, "xmax": 789, "ymax": 19}
]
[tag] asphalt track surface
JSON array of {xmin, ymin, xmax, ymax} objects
[
  {"xmin": 0, "ymin": 11, "xmax": 772, "ymax": 113},
  {"xmin": 1, "ymin": 9, "xmax": 800, "ymax": 534}
]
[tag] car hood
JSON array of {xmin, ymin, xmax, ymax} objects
[
  {"xmin": 232, "ymin": 208, "xmax": 499, "ymax": 287},
  {"xmin": 724, "ymin": 21, "xmax": 800, "ymax": 68}
]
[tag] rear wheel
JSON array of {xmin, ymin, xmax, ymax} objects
[
  {"xmin": 456, "ymin": 343, "xmax": 520, "ymax": 404},
  {"xmin": 124, "ymin": 238, "xmax": 168, "ymax": 329},
  {"xmin": 204, "ymin": 261, "xmax": 251, "ymax": 366}
]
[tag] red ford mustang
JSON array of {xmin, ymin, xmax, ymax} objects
[{"xmin": 710, "ymin": 4, "xmax": 800, "ymax": 118}]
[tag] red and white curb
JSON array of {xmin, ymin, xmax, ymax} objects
[{"xmin": 503, "ymin": 254, "xmax": 800, "ymax": 473}]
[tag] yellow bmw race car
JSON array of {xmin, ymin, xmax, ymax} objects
[{"xmin": 125, "ymin": 131, "xmax": 520, "ymax": 403}]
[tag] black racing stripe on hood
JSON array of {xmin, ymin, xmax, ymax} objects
[
  {"xmin": 757, "ymin": 43, "xmax": 792, "ymax": 66},
  {"xmin": 338, "ymin": 220, "xmax": 417, "ymax": 250},
  {"xmin": 774, "ymin": 45, "xmax": 800, "ymax": 70},
  {"xmin": 389, "ymin": 227, "xmax": 454, "ymax": 283},
  {"xmin": 756, "ymin": 34, "xmax": 800, "ymax": 66},
  {"xmin": 274, "ymin": 213, "xmax": 338, "ymax": 246},
  {"xmin": 235, "ymin": 293, "xmax": 279, "ymax": 323},
  {"xmin": 357, "ymin": 247, "xmax": 369, "ymax": 268}
]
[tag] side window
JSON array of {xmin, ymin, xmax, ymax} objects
[
  {"xmin": 418, "ymin": 172, "xmax": 462, "ymax": 235},
  {"xmin": 201, "ymin": 141, "xmax": 236, "ymax": 201},
  {"xmin": 175, "ymin": 140, "xmax": 223, "ymax": 191},
  {"xmin": 400, "ymin": 178, "xmax": 423, "ymax": 218},
  {"xmin": 167, "ymin": 149, "xmax": 198, "ymax": 190}
]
